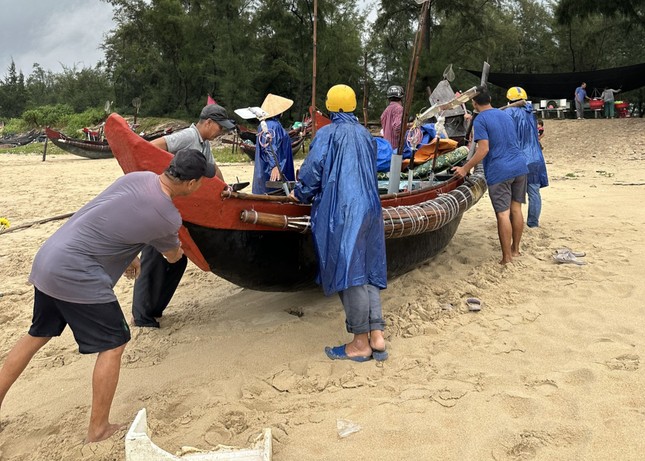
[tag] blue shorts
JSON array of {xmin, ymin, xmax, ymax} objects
[{"xmin": 29, "ymin": 287, "xmax": 131, "ymax": 354}]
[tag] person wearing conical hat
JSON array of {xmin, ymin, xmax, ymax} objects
[{"xmin": 252, "ymin": 93, "xmax": 296, "ymax": 194}]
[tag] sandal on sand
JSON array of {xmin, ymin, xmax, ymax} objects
[
  {"xmin": 554, "ymin": 247, "xmax": 586, "ymax": 257},
  {"xmin": 553, "ymin": 252, "xmax": 586, "ymax": 265},
  {"xmin": 466, "ymin": 297, "xmax": 482, "ymax": 312},
  {"xmin": 325, "ymin": 345, "xmax": 372, "ymax": 362},
  {"xmin": 371, "ymin": 349, "xmax": 389, "ymax": 361}
]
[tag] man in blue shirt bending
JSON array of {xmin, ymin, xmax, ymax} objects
[{"xmin": 453, "ymin": 87, "xmax": 528, "ymax": 264}]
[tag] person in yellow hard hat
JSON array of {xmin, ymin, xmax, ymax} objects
[
  {"xmin": 291, "ymin": 84, "xmax": 388, "ymax": 362},
  {"xmin": 505, "ymin": 86, "xmax": 549, "ymax": 228}
]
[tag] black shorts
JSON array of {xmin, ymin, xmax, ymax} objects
[
  {"xmin": 29, "ymin": 287, "xmax": 131, "ymax": 354},
  {"xmin": 488, "ymin": 175, "xmax": 527, "ymax": 213}
]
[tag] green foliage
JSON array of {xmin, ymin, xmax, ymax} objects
[
  {"xmin": 2, "ymin": 118, "xmax": 29, "ymax": 135},
  {"xmin": 64, "ymin": 107, "xmax": 109, "ymax": 136},
  {"xmin": 21, "ymin": 104, "xmax": 74, "ymax": 127}
]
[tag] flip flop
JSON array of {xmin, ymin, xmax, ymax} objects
[
  {"xmin": 552, "ymin": 253, "xmax": 586, "ymax": 265},
  {"xmin": 554, "ymin": 247, "xmax": 586, "ymax": 257},
  {"xmin": 466, "ymin": 297, "xmax": 482, "ymax": 312},
  {"xmin": 325, "ymin": 345, "xmax": 372, "ymax": 362},
  {"xmin": 371, "ymin": 349, "xmax": 389, "ymax": 361}
]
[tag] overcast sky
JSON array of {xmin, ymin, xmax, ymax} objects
[
  {"xmin": 1, "ymin": 0, "xmax": 376, "ymax": 78},
  {"xmin": 0, "ymin": 0, "xmax": 114, "ymax": 77}
]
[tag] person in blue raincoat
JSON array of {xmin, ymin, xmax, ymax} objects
[
  {"xmin": 252, "ymin": 93, "xmax": 296, "ymax": 194},
  {"xmin": 291, "ymin": 84, "xmax": 388, "ymax": 362},
  {"xmin": 506, "ymin": 87, "xmax": 549, "ymax": 228}
]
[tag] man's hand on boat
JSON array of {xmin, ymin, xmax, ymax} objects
[
  {"xmin": 451, "ymin": 165, "xmax": 469, "ymax": 178},
  {"xmin": 124, "ymin": 256, "xmax": 141, "ymax": 280},
  {"xmin": 288, "ymin": 190, "xmax": 299, "ymax": 202},
  {"xmin": 162, "ymin": 245, "xmax": 184, "ymax": 263},
  {"xmin": 270, "ymin": 166, "xmax": 281, "ymax": 182}
]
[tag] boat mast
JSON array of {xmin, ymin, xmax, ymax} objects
[{"xmin": 311, "ymin": 0, "xmax": 318, "ymax": 136}]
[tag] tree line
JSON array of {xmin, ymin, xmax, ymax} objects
[{"xmin": 1, "ymin": 0, "xmax": 643, "ymax": 127}]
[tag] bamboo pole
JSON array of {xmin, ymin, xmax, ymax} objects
[
  {"xmin": 0, "ymin": 212, "xmax": 75, "ymax": 235},
  {"xmin": 311, "ymin": 0, "xmax": 318, "ymax": 137}
]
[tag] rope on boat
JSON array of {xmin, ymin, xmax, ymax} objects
[{"xmin": 239, "ymin": 171, "xmax": 487, "ymax": 239}]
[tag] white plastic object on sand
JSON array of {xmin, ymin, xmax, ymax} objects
[{"xmin": 125, "ymin": 408, "xmax": 272, "ymax": 461}]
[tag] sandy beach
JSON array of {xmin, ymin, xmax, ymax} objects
[{"xmin": 1, "ymin": 118, "xmax": 644, "ymax": 460}]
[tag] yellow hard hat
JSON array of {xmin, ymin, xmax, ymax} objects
[
  {"xmin": 506, "ymin": 86, "xmax": 527, "ymax": 102},
  {"xmin": 325, "ymin": 84, "xmax": 356, "ymax": 113}
]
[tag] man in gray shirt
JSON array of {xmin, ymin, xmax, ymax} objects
[
  {"xmin": 601, "ymin": 87, "xmax": 621, "ymax": 119},
  {"xmin": 132, "ymin": 104, "xmax": 235, "ymax": 328},
  {"xmin": 0, "ymin": 149, "xmax": 214, "ymax": 443}
]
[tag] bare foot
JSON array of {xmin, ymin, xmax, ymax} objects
[
  {"xmin": 512, "ymin": 251, "xmax": 522, "ymax": 257},
  {"xmin": 344, "ymin": 342, "xmax": 372, "ymax": 358},
  {"xmin": 85, "ymin": 422, "xmax": 125, "ymax": 443},
  {"xmin": 369, "ymin": 331, "xmax": 386, "ymax": 351},
  {"xmin": 499, "ymin": 257, "xmax": 513, "ymax": 265}
]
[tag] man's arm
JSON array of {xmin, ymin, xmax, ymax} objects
[
  {"xmin": 452, "ymin": 139, "xmax": 489, "ymax": 178},
  {"xmin": 162, "ymin": 245, "xmax": 184, "ymax": 263},
  {"xmin": 150, "ymin": 137, "xmax": 168, "ymax": 150}
]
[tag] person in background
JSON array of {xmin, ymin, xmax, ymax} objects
[
  {"xmin": 252, "ymin": 93, "xmax": 295, "ymax": 194},
  {"xmin": 132, "ymin": 104, "xmax": 235, "ymax": 328},
  {"xmin": 574, "ymin": 82, "xmax": 590, "ymax": 119},
  {"xmin": 537, "ymin": 119, "xmax": 544, "ymax": 148},
  {"xmin": 380, "ymin": 85, "xmax": 405, "ymax": 149},
  {"xmin": 0, "ymin": 150, "xmax": 214, "ymax": 443},
  {"xmin": 291, "ymin": 84, "xmax": 388, "ymax": 362},
  {"xmin": 452, "ymin": 87, "xmax": 528, "ymax": 264},
  {"xmin": 505, "ymin": 87, "xmax": 549, "ymax": 228},
  {"xmin": 601, "ymin": 87, "xmax": 621, "ymax": 119}
]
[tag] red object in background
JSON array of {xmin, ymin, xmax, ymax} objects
[
  {"xmin": 614, "ymin": 101, "xmax": 629, "ymax": 118},
  {"xmin": 589, "ymin": 99, "xmax": 604, "ymax": 110}
]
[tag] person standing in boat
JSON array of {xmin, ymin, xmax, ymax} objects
[
  {"xmin": 252, "ymin": 94, "xmax": 296, "ymax": 194},
  {"xmin": 380, "ymin": 85, "xmax": 405, "ymax": 149},
  {"xmin": 0, "ymin": 150, "xmax": 215, "ymax": 443},
  {"xmin": 132, "ymin": 104, "xmax": 235, "ymax": 328},
  {"xmin": 291, "ymin": 84, "xmax": 388, "ymax": 362},
  {"xmin": 505, "ymin": 86, "xmax": 549, "ymax": 228},
  {"xmin": 452, "ymin": 87, "xmax": 528, "ymax": 264}
]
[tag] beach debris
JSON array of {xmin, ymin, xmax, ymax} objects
[
  {"xmin": 336, "ymin": 419, "xmax": 362, "ymax": 438},
  {"xmin": 466, "ymin": 298, "xmax": 482, "ymax": 312},
  {"xmin": 125, "ymin": 408, "xmax": 272, "ymax": 460},
  {"xmin": 552, "ymin": 250, "xmax": 586, "ymax": 265},
  {"xmin": 0, "ymin": 217, "xmax": 9, "ymax": 231}
]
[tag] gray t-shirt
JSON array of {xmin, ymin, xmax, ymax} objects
[
  {"xmin": 601, "ymin": 89, "xmax": 619, "ymax": 103},
  {"xmin": 29, "ymin": 172, "xmax": 181, "ymax": 304},
  {"xmin": 165, "ymin": 123, "xmax": 215, "ymax": 166}
]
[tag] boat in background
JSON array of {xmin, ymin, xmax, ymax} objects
[
  {"xmin": 45, "ymin": 126, "xmax": 177, "ymax": 159},
  {"xmin": 105, "ymin": 112, "xmax": 486, "ymax": 292}
]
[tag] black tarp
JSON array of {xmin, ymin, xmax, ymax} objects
[{"xmin": 466, "ymin": 63, "xmax": 645, "ymax": 99}]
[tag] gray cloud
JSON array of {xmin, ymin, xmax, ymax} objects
[{"xmin": 0, "ymin": 0, "xmax": 114, "ymax": 77}]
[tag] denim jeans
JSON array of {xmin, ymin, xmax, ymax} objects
[
  {"xmin": 338, "ymin": 284, "xmax": 385, "ymax": 334},
  {"xmin": 527, "ymin": 183, "xmax": 541, "ymax": 228},
  {"xmin": 604, "ymin": 102, "xmax": 615, "ymax": 118}
]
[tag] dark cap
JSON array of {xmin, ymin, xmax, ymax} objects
[
  {"xmin": 200, "ymin": 104, "xmax": 236, "ymax": 130},
  {"xmin": 168, "ymin": 148, "xmax": 216, "ymax": 180}
]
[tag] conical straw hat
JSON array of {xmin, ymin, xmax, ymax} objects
[{"xmin": 260, "ymin": 93, "xmax": 293, "ymax": 118}]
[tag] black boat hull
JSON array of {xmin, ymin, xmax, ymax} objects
[{"xmin": 185, "ymin": 213, "xmax": 464, "ymax": 292}]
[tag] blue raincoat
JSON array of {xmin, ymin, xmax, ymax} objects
[
  {"xmin": 506, "ymin": 103, "xmax": 549, "ymax": 188},
  {"xmin": 293, "ymin": 112, "xmax": 387, "ymax": 296},
  {"xmin": 252, "ymin": 117, "xmax": 295, "ymax": 194},
  {"xmin": 376, "ymin": 123, "xmax": 440, "ymax": 172}
]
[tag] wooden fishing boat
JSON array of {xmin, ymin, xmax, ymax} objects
[
  {"xmin": 0, "ymin": 129, "xmax": 41, "ymax": 148},
  {"xmin": 105, "ymin": 113, "xmax": 487, "ymax": 292},
  {"xmin": 45, "ymin": 126, "xmax": 176, "ymax": 159}
]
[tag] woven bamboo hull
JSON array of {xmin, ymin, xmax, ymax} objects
[{"xmin": 185, "ymin": 214, "xmax": 464, "ymax": 291}]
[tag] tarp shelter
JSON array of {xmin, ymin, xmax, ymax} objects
[{"xmin": 466, "ymin": 63, "xmax": 645, "ymax": 99}]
